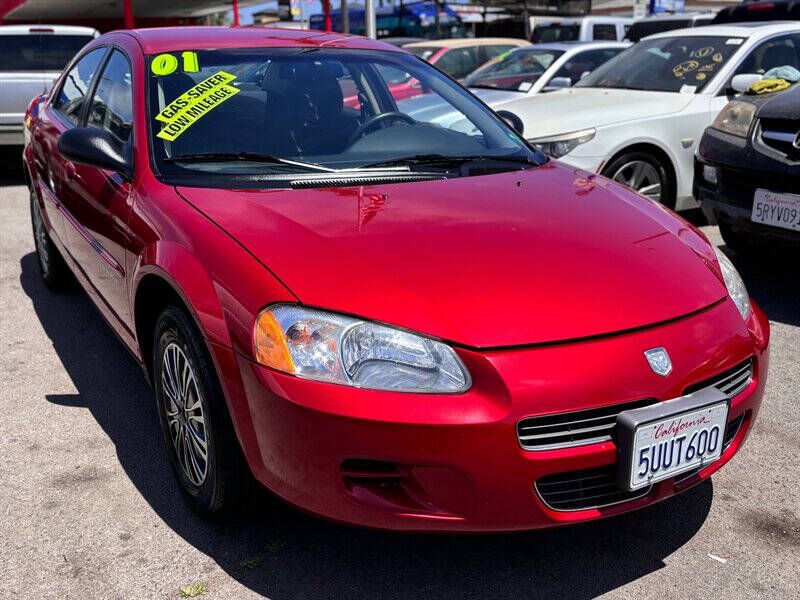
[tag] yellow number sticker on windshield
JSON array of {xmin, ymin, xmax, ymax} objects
[
  {"xmin": 151, "ymin": 51, "xmax": 200, "ymax": 76},
  {"xmin": 156, "ymin": 70, "xmax": 239, "ymax": 142}
]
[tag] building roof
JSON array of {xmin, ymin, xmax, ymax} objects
[{"xmin": 0, "ymin": 0, "xmax": 264, "ymax": 20}]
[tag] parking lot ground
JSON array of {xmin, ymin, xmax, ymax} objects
[{"xmin": 1, "ymin": 147, "xmax": 798, "ymax": 600}]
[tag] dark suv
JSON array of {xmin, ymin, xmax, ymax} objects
[{"xmin": 694, "ymin": 84, "xmax": 800, "ymax": 252}]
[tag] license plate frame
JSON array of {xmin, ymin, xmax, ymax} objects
[
  {"xmin": 751, "ymin": 188, "xmax": 800, "ymax": 232},
  {"xmin": 616, "ymin": 387, "xmax": 729, "ymax": 491}
]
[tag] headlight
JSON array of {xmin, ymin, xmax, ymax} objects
[
  {"xmin": 714, "ymin": 248, "xmax": 750, "ymax": 320},
  {"xmin": 712, "ymin": 100, "xmax": 756, "ymax": 138},
  {"xmin": 253, "ymin": 305, "xmax": 471, "ymax": 393},
  {"xmin": 531, "ymin": 128, "xmax": 595, "ymax": 158}
]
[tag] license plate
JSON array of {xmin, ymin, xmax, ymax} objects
[
  {"xmin": 616, "ymin": 388, "xmax": 729, "ymax": 491},
  {"xmin": 751, "ymin": 189, "xmax": 800, "ymax": 232}
]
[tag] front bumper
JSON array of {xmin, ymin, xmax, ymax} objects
[
  {"xmin": 231, "ymin": 299, "xmax": 769, "ymax": 531},
  {"xmin": 695, "ymin": 127, "xmax": 800, "ymax": 243}
]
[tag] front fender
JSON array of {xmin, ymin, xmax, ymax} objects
[{"xmin": 133, "ymin": 242, "xmax": 230, "ymax": 348}]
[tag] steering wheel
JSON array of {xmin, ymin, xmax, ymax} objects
[{"xmin": 348, "ymin": 112, "xmax": 416, "ymax": 147}]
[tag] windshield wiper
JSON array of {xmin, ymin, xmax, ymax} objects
[
  {"xmin": 163, "ymin": 152, "xmax": 335, "ymax": 172},
  {"xmin": 360, "ymin": 153, "xmax": 537, "ymax": 170}
]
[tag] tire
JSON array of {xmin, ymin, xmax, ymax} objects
[
  {"xmin": 29, "ymin": 188, "xmax": 70, "ymax": 289},
  {"xmin": 153, "ymin": 305, "xmax": 248, "ymax": 517},
  {"xmin": 603, "ymin": 151, "xmax": 675, "ymax": 209}
]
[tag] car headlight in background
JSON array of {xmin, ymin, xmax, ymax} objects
[
  {"xmin": 714, "ymin": 248, "xmax": 750, "ymax": 320},
  {"xmin": 531, "ymin": 128, "xmax": 595, "ymax": 158},
  {"xmin": 253, "ymin": 305, "xmax": 471, "ymax": 393},
  {"xmin": 712, "ymin": 101, "xmax": 756, "ymax": 138}
]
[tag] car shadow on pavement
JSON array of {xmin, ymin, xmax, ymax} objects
[
  {"xmin": 20, "ymin": 250, "xmax": 717, "ymax": 600},
  {"xmin": 0, "ymin": 146, "xmax": 25, "ymax": 187}
]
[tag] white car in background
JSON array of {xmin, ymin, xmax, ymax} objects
[
  {"xmin": 397, "ymin": 42, "xmax": 628, "ymax": 132},
  {"xmin": 0, "ymin": 24, "xmax": 98, "ymax": 145},
  {"xmin": 500, "ymin": 23, "xmax": 800, "ymax": 209}
]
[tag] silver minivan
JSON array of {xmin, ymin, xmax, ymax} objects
[{"xmin": 0, "ymin": 25, "xmax": 98, "ymax": 145}]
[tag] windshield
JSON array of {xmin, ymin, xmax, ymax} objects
[
  {"xmin": 464, "ymin": 48, "xmax": 565, "ymax": 91},
  {"xmin": 576, "ymin": 36, "xmax": 744, "ymax": 93},
  {"xmin": 532, "ymin": 24, "xmax": 580, "ymax": 43},
  {"xmin": 0, "ymin": 34, "xmax": 94, "ymax": 71},
  {"xmin": 147, "ymin": 48, "xmax": 536, "ymax": 186}
]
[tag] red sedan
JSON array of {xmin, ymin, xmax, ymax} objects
[{"xmin": 23, "ymin": 27, "xmax": 769, "ymax": 531}]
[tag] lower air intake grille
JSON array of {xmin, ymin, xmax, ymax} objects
[
  {"xmin": 535, "ymin": 465, "xmax": 649, "ymax": 511},
  {"xmin": 723, "ymin": 413, "xmax": 745, "ymax": 449}
]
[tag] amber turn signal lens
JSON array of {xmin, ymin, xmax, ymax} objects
[{"xmin": 254, "ymin": 310, "xmax": 294, "ymax": 372}]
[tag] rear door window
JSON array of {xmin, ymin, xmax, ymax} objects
[
  {"xmin": 532, "ymin": 24, "xmax": 580, "ymax": 43},
  {"xmin": 52, "ymin": 47, "xmax": 106, "ymax": 126},
  {"xmin": 592, "ymin": 24, "xmax": 618, "ymax": 41},
  {"xmin": 86, "ymin": 49, "xmax": 133, "ymax": 143},
  {"xmin": 0, "ymin": 33, "xmax": 95, "ymax": 72}
]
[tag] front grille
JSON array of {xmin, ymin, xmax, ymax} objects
[
  {"xmin": 683, "ymin": 359, "xmax": 753, "ymax": 399},
  {"xmin": 516, "ymin": 398, "xmax": 659, "ymax": 451},
  {"xmin": 517, "ymin": 358, "xmax": 753, "ymax": 451},
  {"xmin": 759, "ymin": 118, "xmax": 800, "ymax": 160},
  {"xmin": 535, "ymin": 465, "xmax": 649, "ymax": 511}
]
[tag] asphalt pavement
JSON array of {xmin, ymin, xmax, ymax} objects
[{"xmin": 1, "ymin": 146, "xmax": 798, "ymax": 599}]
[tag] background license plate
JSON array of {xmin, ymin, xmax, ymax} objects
[
  {"xmin": 628, "ymin": 402, "xmax": 728, "ymax": 490},
  {"xmin": 751, "ymin": 189, "xmax": 800, "ymax": 232}
]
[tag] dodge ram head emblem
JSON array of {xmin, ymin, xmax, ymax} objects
[{"xmin": 644, "ymin": 347, "xmax": 672, "ymax": 376}]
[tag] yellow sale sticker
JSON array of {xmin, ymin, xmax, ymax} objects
[
  {"xmin": 156, "ymin": 70, "xmax": 237, "ymax": 123},
  {"xmin": 155, "ymin": 70, "xmax": 239, "ymax": 142},
  {"xmin": 156, "ymin": 84, "xmax": 239, "ymax": 142}
]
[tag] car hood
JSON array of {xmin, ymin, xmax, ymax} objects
[
  {"xmin": 396, "ymin": 88, "xmax": 525, "ymax": 130},
  {"xmin": 502, "ymin": 87, "xmax": 696, "ymax": 138},
  {"xmin": 755, "ymin": 82, "xmax": 800, "ymax": 119},
  {"xmin": 470, "ymin": 87, "xmax": 528, "ymax": 105},
  {"xmin": 177, "ymin": 163, "xmax": 725, "ymax": 348}
]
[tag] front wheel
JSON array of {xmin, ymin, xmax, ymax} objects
[
  {"xmin": 603, "ymin": 152, "xmax": 674, "ymax": 209},
  {"xmin": 153, "ymin": 306, "xmax": 248, "ymax": 517}
]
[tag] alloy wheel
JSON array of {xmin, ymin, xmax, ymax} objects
[
  {"xmin": 161, "ymin": 342, "xmax": 208, "ymax": 486},
  {"xmin": 611, "ymin": 160, "xmax": 662, "ymax": 202}
]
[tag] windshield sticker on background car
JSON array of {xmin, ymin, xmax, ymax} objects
[
  {"xmin": 692, "ymin": 47, "xmax": 715, "ymax": 59},
  {"xmin": 679, "ymin": 84, "xmax": 697, "ymax": 94},
  {"xmin": 672, "ymin": 60, "xmax": 699, "ymax": 78},
  {"xmin": 518, "ymin": 81, "xmax": 533, "ymax": 91},
  {"xmin": 155, "ymin": 71, "xmax": 239, "ymax": 141},
  {"xmin": 726, "ymin": 38, "xmax": 744, "ymax": 45}
]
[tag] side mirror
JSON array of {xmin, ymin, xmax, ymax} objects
[
  {"xmin": 543, "ymin": 76, "xmax": 572, "ymax": 91},
  {"xmin": 496, "ymin": 110, "xmax": 524, "ymax": 136},
  {"xmin": 730, "ymin": 74, "xmax": 761, "ymax": 94},
  {"xmin": 58, "ymin": 127, "xmax": 132, "ymax": 181}
]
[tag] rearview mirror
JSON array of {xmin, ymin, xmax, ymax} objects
[
  {"xmin": 496, "ymin": 110, "xmax": 524, "ymax": 136},
  {"xmin": 730, "ymin": 74, "xmax": 761, "ymax": 94},
  {"xmin": 58, "ymin": 127, "xmax": 133, "ymax": 181}
]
